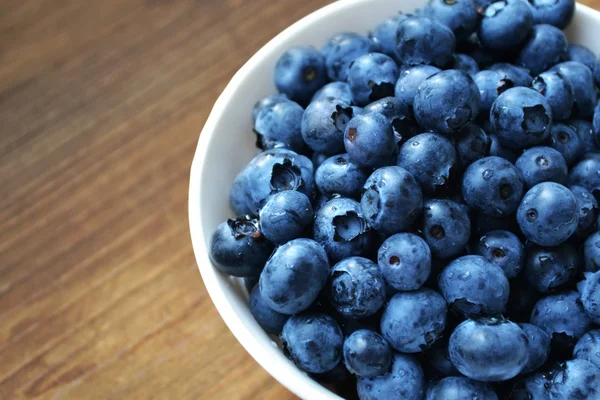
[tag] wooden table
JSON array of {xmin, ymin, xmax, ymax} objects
[{"xmin": 1, "ymin": 1, "xmax": 598, "ymax": 399}]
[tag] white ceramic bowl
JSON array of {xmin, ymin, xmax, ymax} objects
[{"xmin": 189, "ymin": 1, "xmax": 600, "ymax": 398}]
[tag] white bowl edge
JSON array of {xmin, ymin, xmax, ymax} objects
[{"xmin": 189, "ymin": 2, "xmax": 600, "ymax": 399}]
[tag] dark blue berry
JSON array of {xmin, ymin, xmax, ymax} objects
[
  {"xmin": 462, "ymin": 156, "xmax": 524, "ymax": 217},
  {"xmin": 426, "ymin": 376, "xmax": 498, "ymax": 400},
  {"xmin": 329, "ymin": 257, "xmax": 386, "ymax": 319},
  {"xmin": 259, "ymin": 238, "xmax": 329, "ymax": 314},
  {"xmin": 450, "ymin": 53, "xmax": 480, "ymax": 77},
  {"xmin": 394, "ymin": 65, "xmax": 441, "ymax": 108},
  {"xmin": 527, "ymin": 0, "xmax": 575, "ymax": 29},
  {"xmin": 570, "ymin": 185, "xmax": 599, "ymax": 236},
  {"xmin": 313, "ymin": 198, "xmax": 372, "ymax": 263},
  {"xmin": 377, "ymin": 233, "xmax": 431, "ymax": 291},
  {"xmin": 553, "ymin": 61, "xmax": 598, "ymax": 118},
  {"xmin": 489, "ymin": 62, "xmax": 533, "ymax": 87},
  {"xmin": 474, "ymin": 70, "xmax": 514, "ymax": 114},
  {"xmin": 421, "ymin": 199, "xmax": 471, "ymax": 259},
  {"xmin": 530, "ymin": 291, "xmax": 592, "ymax": 342},
  {"xmin": 531, "ymin": 70, "xmax": 574, "ymax": 121},
  {"xmin": 363, "ymin": 96, "xmax": 417, "ymax": 145},
  {"xmin": 548, "ymin": 123, "xmax": 582, "ymax": 166},
  {"xmin": 515, "ymin": 146, "xmax": 568, "ymax": 189},
  {"xmin": 381, "ymin": 288, "xmax": 447, "ymax": 353},
  {"xmin": 515, "ymin": 24, "xmax": 567, "ymax": 76},
  {"xmin": 519, "ymin": 322, "xmax": 551, "ymax": 373},
  {"xmin": 449, "ymin": 318, "xmax": 529, "ymax": 381},
  {"xmin": 343, "ymin": 329, "xmax": 393, "ymax": 378},
  {"xmin": 424, "ymin": 0, "xmax": 478, "ymax": 40},
  {"xmin": 210, "ymin": 215, "xmax": 274, "ymax": 277},
  {"xmin": 478, "ymin": 0, "xmax": 533, "ymax": 50},
  {"xmin": 281, "ymin": 311, "xmax": 343, "ymax": 373},
  {"xmin": 455, "ymin": 123, "xmax": 491, "ymax": 169},
  {"xmin": 574, "ymin": 329, "xmax": 600, "ymax": 368},
  {"xmin": 252, "ymin": 93, "xmax": 288, "ymax": 123},
  {"xmin": 525, "ymin": 242, "xmax": 578, "ymax": 293},
  {"xmin": 357, "ymin": 354, "xmax": 425, "ymax": 400},
  {"xmin": 301, "ymin": 97, "xmax": 353, "ymax": 155},
  {"xmin": 315, "ymin": 153, "xmax": 370, "ymax": 199},
  {"xmin": 583, "ymin": 232, "xmax": 600, "ymax": 273},
  {"xmin": 254, "ymin": 100, "xmax": 306, "ymax": 152},
  {"xmin": 348, "ymin": 53, "xmax": 399, "ymax": 106},
  {"xmin": 547, "ymin": 359, "xmax": 600, "ymax": 399},
  {"xmin": 490, "ymin": 87, "xmax": 552, "ymax": 150},
  {"xmin": 312, "ymin": 81, "xmax": 354, "ymax": 104},
  {"xmin": 325, "ymin": 33, "xmax": 378, "ymax": 82},
  {"xmin": 274, "ymin": 46, "xmax": 327, "ymax": 106},
  {"xmin": 395, "ymin": 16, "xmax": 456, "ymax": 67},
  {"xmin": 361, "ymin": 166, "xmax": 423, "ymax": 234},
  {"xmin": 344, "ymin": 112, "xmax": 397, "ymax": 168},
  {"xmin": 577, "ymin": 271, "xmax": 600, "ymax": 324},
  {"xmin": 439, "ymin": 255, "xmax": 510, "ymax": 316},
  {"xmin": 414, "ymin": 69, "xmax": 480, "ymax": 135},
  {"xmin": 476, "ymin": 229, "xmax": 524, "ymax": 279},
  {"xmin": 258, "ymin": 190, "xmax": 313, "ymax": 244}
]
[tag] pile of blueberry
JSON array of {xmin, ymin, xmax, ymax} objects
[{"xmin": 209, "ymin": 0, "xmax": 600, "ymax": 397}]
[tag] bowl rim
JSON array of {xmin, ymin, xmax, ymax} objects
[{"xmin": 189, "ymin": 1, "xmax": 600, "ymax": 399}]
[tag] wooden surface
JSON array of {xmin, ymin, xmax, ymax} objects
[{"xmin": 2, "ymin": 1, "xmax": 600, "ymax": 399}]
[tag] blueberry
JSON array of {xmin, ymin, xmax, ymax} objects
[
  {"xmin": 455, "ymin": 124, "xmax": 491, "ymax": 169},
  {"xmin": 548, "ymin": 123, "xmax": 582, "ymax": 166},
  {"xmin": 244, "ymin": 149, "xmax": 314, "ymax": 213},
  {"xmin": 397, "ymin": 133, "xmax": 457, "ymax": 194},
  {"xmin": 229, "ymin": 166, "xmax": 253, "ymax": 215},
  {"xmin": 274, "ymin": 46, "xmax": 327, "ymax": 106},
  {"xmin": 569, "ymin": 153, "xmax": 600, "ymax": 195},
  {"xmin": 356, "ymin": 354, "xmax": 425, "ymax": 400},
  {"xmin": 344, "ymin": 112, "xmax": 397, "ymax": 168},
  {"xmin": 329, "ymin": 257, "xmax": 386, "ymax": 319},
  {"xmin": 311, "ymin": 81, "xmax": 354, "ymax": 104},
  {"xmin": 525, "ymin": 243, "xmax": 578, "ymax": 293},
  {"xmin": 258, "ymin": 190, "xmax": 313, "ymax": 244},
  {"xmin": 280, "ymin": 311, "xmax": 343, "ymax": 373},
  {"xmin": 509, "ymin": 373, "xmax": 552, "ymax": 400},
  {"xmin": 252, "ymin": 93, "xmax": 288, "ymax": 123},
  {"xmin": 553, "ymin": 61, "xmax": 598, "ymax": 118},
  {"xmin": 573, "ymin": 329, "xmax": 600, "ymax": 368},
  {"xmin": 325, "ymin": 33, "xmax": 378, "ymax": 82},
  {"xmin": 369, "ymin": 14, "xmax": 408, "ymax": 62},
  {"xmin": 490, "ymin": 87, "xmax": 552, "ymax": 150},
  {"xmin": 313, "ymin": 198, "xmax": 372, "ymax": 263},
  {"xmin": 568, "ymin": 119, "xmax": 599, "ymax": 154},
  {"xmin": 478, "ymin": 0, "xmax": 533, "ymax": 50},
  {"xmin": 532, "ymin": 70, "xmax": 575, "ymax": 122},
  {"xmin": 343, "ymin": 329, "xmax": 393, "ymax": 378},
  {"xmin": 301, "ymin": 98, "xmax": 353, "ymax": 155},
  {"xmin": 515, "ymin": 24, "xmax": 568, "ymax": 76},
  {"xmin": 517, "ymin": 182, "xmax": 578, "ymax": 246},
  {"xmin": 259, "ymin": 238, "xmax": 329, "ymax": 314},
  {"xmin": 527, "ymin": 0, "xmax": 575, "ymax": 29},
  {"xmin": 450, "ymin": 53, "xmax": 480, "ymax": 77},
  {"xmin": 474, "ymin": 70, "xmax": 514, "ymax": 114},
  {"xmin": 414, "ymin": 70, "xmax": 480, "ymax": 135},
  {"xmin": 570, "ymin": 185, "xmax": 598, "ymax": 236},
  {"xmin": 583, "ymin": 232, "xmax": 600, "ymax": 273},
  {"xmin": 519, "ymin": 323, "xmax": 551, "ymax": 374},
  {"xmin": 315, "ymin": 154, "xmax": 370, "ymax": 199},
  {"xmin": 363, "ymin": 97, "xmax": 417, "ymax": 145},
  {"xmin": 425, "ymin": 338, "xmax": 461, "ymax": 377},
  {"xmin": 395, "ymin": 16, "xmax": 456, "ymax": 67},
  {"xmin": 254, "ymin": 100, "xmax": 306, "ymax": 152},
  {"xmin": 515, "ymin": 146, "xmax": 568, "ymax": 189},
  {"xmin": 577, "ymin": 271, "xmax": 600, "ymax": 323},
  {"xmin": 381, "ymin": 288, "xmax": 447, "ymax": 353},
  {"xmin": 421, "ymin": 199, "xmax": 471, "ymax": 259},
  {"xmin": 567, "ymin": 44, "xmax": 600, "ymax": 86},
  {"xmin": 426, "ymin": 376, "xmax": 499, "ymax": 400},
  {"xmin": 439, "ymin": 255, "xmax": 510, "ymax": 316},
  {"xmin": 488, "ymin": 133, "xmax": 518, "ymax": 163},
  {"xmin": 476, "ymin": 229, "xmax": 525, "ymax": 279},
  {"xmin": 462, "ymin": 156, "xmax": 524, "ymax": 217},
  {"xmin": 378, "ymin": 233, "xmax": 431, "ymax": 291},
  {"xmin": 348, "ymin": 53, "xmax": 399, "ymax": 106},
  {"xmin": 249, "ymin": 284, "xmax": 289, "ymax": 334},
  {"xmin": 210, "ymin": 215, "xmax": 274, "ymax": 277},
  {"xmin": 547, "ymin": 359, "xmax": 600, "ymax": 400},
  {"xmin": 361, "ymin": 166, "xmax": 423, "ymax": 235},
  {"xmin": 424, "ymin": 0, "xmax": 478, "ymax": 40},
  {"xmin": 449, "ymin": 318, "xmax": 529, "ymax": 381},
  {"xmin": 394, "ymin": 65, "xmax": 441, "ymax": 108},
  {"xmin": 530, "ymin": 291, "xmax": 592, "ymax": 342}
]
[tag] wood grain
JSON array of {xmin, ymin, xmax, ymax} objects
[{"xmin": 1, "ymin": 0, "xmax": 599, "ymax": 399}]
